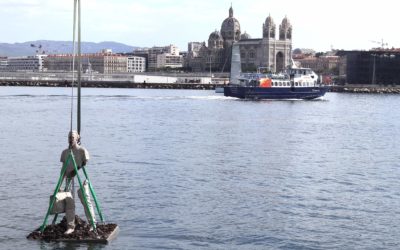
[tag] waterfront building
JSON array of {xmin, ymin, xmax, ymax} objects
[
  {"xmin": 156, "ymin": 53, "xmax": 183, "ymax": 69},
  {"xmin": 0, "ymin": 57, "xmax": 8, "ymax": 71},
  {"xmin": 44, "ymin": 53, "xmax": 128, "ymax": 74},
  {"xmin": 127, "ymin": 56, "xmax": 146, "ymax": 72},
  {"xmin": 132, "ymin": 45, "xmax": 183, "ymax": 71},
  {"xmin": 131, "ymin": 48, "xmax": 149, "ymax": 70},
  {"xmin": 186, "ymin": 6, "xmax": 293, "ymax": 73},
  {"xmin": 337, "ymin": 49, "xmax": 400, "ymax": 85},
  {"xmin": 185, "ymin": 42, "xmax": 206, "ymax": 72},
  {"xmin": 5, "ymin": 55, "xmax": 47, "ymax": 72},
  {"xmin": 292, "ymin": 48, "xmax": 316, "ymax": 59},
  {"xmin": 188, "ymin": 42, "xmax": 203, "ymax": 54},
  {"xmin": 296, "ymin": 55, "xmax": 339, "ymax": 74}
]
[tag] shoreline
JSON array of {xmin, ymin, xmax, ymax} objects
[{"xmin": 1, "ymin": 79, "xmax": 400, "ymax": 94}]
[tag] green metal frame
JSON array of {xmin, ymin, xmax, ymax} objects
[{"xmin": 40, "ymin": 149, "xmax": 104, "ymax": 233}]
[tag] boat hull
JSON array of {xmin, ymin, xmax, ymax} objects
[{"xmin": 224, "ymin": 86, "xmax": 329, "ymax": 100}]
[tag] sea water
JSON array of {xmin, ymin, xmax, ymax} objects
[{"xmin": 1, "ymin": 86, "xmax": 400, "ymax": 249}]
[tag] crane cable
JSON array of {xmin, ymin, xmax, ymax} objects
[{"xmin": 70, "ymin": 0, "xmax": 77, "ymax": 132}]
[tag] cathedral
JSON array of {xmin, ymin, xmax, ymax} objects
[{"xmin": 187, "ymin": 6, "xmax": 293, "ymax": 73}]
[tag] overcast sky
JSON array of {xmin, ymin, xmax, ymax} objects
[{"xmin": 1, "ymin": 0, "xmax": 399, "ymax": 52}]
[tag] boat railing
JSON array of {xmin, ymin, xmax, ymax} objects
[{"xmin": 239, "ymin": 72, "xmax": 290, "ymax": 80}]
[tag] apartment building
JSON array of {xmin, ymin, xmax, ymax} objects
[
  {"xmin": 127, "ymin": 56, "xmax": 146, "ymax": 72},
  {"xmin": 44, "ymin": 53, "xmax": 128, "ymax": 73},
  {"xmin": 5, "ymin": 55, "xmax": 47, "ymax": 71}
]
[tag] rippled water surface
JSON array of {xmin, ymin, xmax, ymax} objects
[{"xmin": 1, "ymin": 86, "xmax": 400, "ymax": 249}]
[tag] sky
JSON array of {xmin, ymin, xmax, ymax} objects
[{"xmin": 1, "ymin": 0, "xmax": 399, "ymax": 52}]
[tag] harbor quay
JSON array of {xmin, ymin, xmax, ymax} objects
[
  {"xmin": 330, "ymin": 84, "xmax": 400, "ymax": 94},
  {"xmin": 0, "ymin": 71, "xmax": 229, "ymax": 89},
  {"xmin": 1, "ymin": 71, "xmax": 400, "ymax": 93},
  {"xmin": 2, "ymin": 78, "xmax": 400, "ymax": 94},
  {"xmin": 0, "ymin": 78, "xmax": 224, "ymax": 90}
]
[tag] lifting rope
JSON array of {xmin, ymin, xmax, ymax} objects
[
  {"xmin": 70, "ymin": 0, "xmax": 77, "ymax": 133},
  {"xmin": 70, "ymin": 0, "xmax": 81, "ymax": 136}
]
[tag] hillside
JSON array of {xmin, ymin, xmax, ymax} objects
[{"xmin": 0, "ymin": 40, "xmax": 139, "ymax": 57}]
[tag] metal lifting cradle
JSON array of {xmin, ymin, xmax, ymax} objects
[
  {"xmin": 40, "ymin": 150, "xmax": 104, "ymax": 234},
  {"xmin": 27, "ymin": 0, "xmax": 118, "ymax": 243}
]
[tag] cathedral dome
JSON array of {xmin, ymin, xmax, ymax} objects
[
  {"xmin": 240, "ymin": 31, "xmax": 251, "ymax": 40},
  {"xmin": 263, "ymin": 14, "xmax": 276, "ymax": 38},
  {"xmin": 220, "ymin": 6, "xmax": 241, "ymax": 41},
  {"xmin": 209, "ymin": 30, "xmax": 223, "ymax": 41},
  {"xmin": 208, "ymin": 30, "xmax": 223, "ymax": 49},
  {"xmin": 279, "ymin": 16, "xmax": 292, "ymax": 40},
  {"xmin": 265, "ymin": 15, "xmax": 275, "ymax": 27},
  {"xmin": 281, "ymin": 16, "xmax": 291, "ymax": 28}
]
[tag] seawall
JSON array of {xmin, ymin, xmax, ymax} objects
[
  {"xmin": 2, "ymin": 79, "xmax": 400, "ymax": 94},
  {"xmin": 0, "ymin": 79, "xmax": 222, "ymax": 90},
  {"xmin": 330, "ymin": 85, "xmax": 400, "ymax": 94}
]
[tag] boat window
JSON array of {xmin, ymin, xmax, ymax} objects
[{"xmin": 279, "ymin": 82, "xmax": 282, "ymax": 86}]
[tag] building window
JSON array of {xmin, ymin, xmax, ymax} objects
[{"xmin": 249, "ymin": 51, "xmax": 255, "ymax": 59}]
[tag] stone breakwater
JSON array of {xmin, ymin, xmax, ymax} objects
[
  {"xmin": 330, "ymin": 85, "xmax": 400, "ymax": 94},
  {"xmin": 0, "ymin": 79, "xmax": 222, "ymax": 90},
  {"xmin": 2, "ymin": 79, "xmax": 400, "ymax": 94}
]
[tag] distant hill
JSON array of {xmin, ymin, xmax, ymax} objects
[{"xmin": 0, "ymin": 40, "xmax": 139, "ymax": 57}]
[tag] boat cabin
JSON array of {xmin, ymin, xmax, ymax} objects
[{"xmin": 237, "ymin": 67, "xmax": 319, "ymax": 88}]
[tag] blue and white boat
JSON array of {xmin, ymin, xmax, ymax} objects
[{"xmin": 224, "ymin": 44, "xmax": 329, "ymax": 100}]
